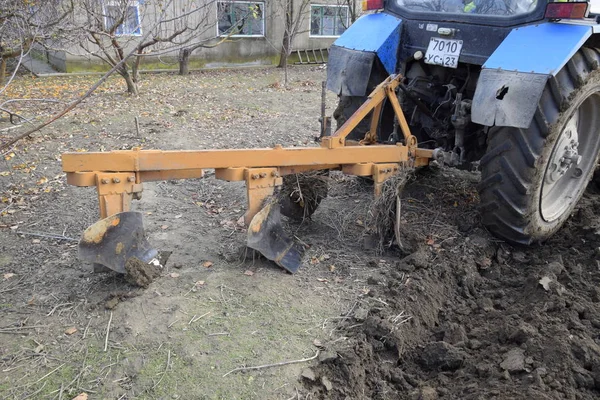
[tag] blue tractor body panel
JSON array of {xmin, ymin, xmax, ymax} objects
[
  {"xmin": 327, "ymin": 8, "xmax": 600, "ymax": 129},
  {"xmin": 333, "ymin": 13, "xmax": 402, "ymax": 75},
  {"xmin": 326, "ymin": 13, "xmax": 402, "ymax": 96},
  {"xmin": 482, "ymin": 23, "xmax": 592, "ymax": 74},
  {"xmin": 473, "ymin": 22, "xmax": 597, "ymax": 128}
]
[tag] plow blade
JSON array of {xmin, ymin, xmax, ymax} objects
[
  {"xmin": 247, "ymin": 199, "xmax": 305, "ymax": 273},
  {"xmin": 79, "ymin": 212, "xmax": 158, "ymax": 274}
]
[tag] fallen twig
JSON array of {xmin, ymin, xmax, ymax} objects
[
  {"xmin": 0, "ymin": 325, "xmax": 48, "ymax": 334},
  {"xmin": 16, "ymin": 231, "xmax": 78, "ymax": 242},
  {"xmin": 151, "ymin": 349, "xmax": 171, "ymax": 390},
  {"xmin": 34, "ymin": 363, "xmax": 65, "ymax": 384},
  {"xmin": 188, "ymin": 311, "xmax": 211, "ymax": 325},
  {"xmin": 104, "ymin": 312, "xmax": 113, "ymax": 352},
  {"xmin": 82, "ymin": 318, "xmax": 92, "ymax": 339},
  {"xmin": 47, "ymin": 302, "xmax": 74, "ymax": 317},
  {"xmin": 21, "ymin": 381, "xmax": 48, "ymax": 400},
  {"xmin": 222, "ymin": 350, "xmax": 320, "ymax": 378}
]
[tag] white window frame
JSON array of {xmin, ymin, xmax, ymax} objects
[
  {"xmin": 216, "ymin": 1, "xmax": 266, "ymax": 38},
  {"xmin": 309, "ymin": 4, "xmax": 350, "ymax": 38},
  {"xmin": 103, "ymin": 1, "xmax": 142, "ymax": 37}
]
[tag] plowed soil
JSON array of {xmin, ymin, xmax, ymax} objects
[{"xmin": 1, "ymin": 66, "xmax": 600, "ymax": 400}]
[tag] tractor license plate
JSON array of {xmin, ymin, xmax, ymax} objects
[{"xmin": 424, "ymin": 37, "xmax": 463, "ymax": 69}]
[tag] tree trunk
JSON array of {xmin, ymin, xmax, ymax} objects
[
  {"xmin": 120, "ymin": 69, "xmax": 139, "ymax": 95},
  {"xmin": 284, "ymin": 58, "xmax": 288, "ymax": 88},
  {"xmin": 132, "ymin": 55, "xmax": 141, "ymax": 83},
  {"xmin": 277, "ymin": 31, "xmax": 289, "ymax": 68},
  {"xmin": 0, "ymin": 58, "xmax": 6, "ymax": 86},
  {"xmin": 179, "ymin": 48, "xmax": 191, "ymax": 75}
]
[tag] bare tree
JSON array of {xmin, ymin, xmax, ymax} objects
[
  {"xmin": 0, "ymin": 0, "xmax": 73, "ymax": 85},
  {"xmin": 336, "ymin": 0, "xmax": 361, "ymax": 24},
  {"xmin": 74, "ymin": 0, "xmax": 218, "ymax": 94},
  {"xmin": 275, "ymin": 0, "xmax": 311, "ymax": 87}
]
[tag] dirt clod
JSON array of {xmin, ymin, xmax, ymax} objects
[
  {"xmin": 419, "ymin": 341, "xmax": 466, "ymax": 371},
  {"xmin": 301, "ymin": 368, "xmax": 317, "ymax": 382},
  {"xmin": 124, "ymin": 257, "xmax": 161, "ymax": 288},
  {"xmin": 318, "ymin": 351, "xmax": 338, "ymax": 363},
  {"xmin": 105, "ymin": 297, "xmax": 119, "ymax": 310},
  {"xmin": 321, "ymin": 376, "xmax": 333, "ymax": 392},
  {"xmin": 410, "ymin": 387, "xmax": 438, "ymax": 400},
  {"xmin": 500, "ymin": 348, "xmax": 526, "ymax": 373}
]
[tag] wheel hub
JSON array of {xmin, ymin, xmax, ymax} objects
[
  {"xmin": 540, "ymin": 90, "xmax": 600, "ymax": 223},
  {"xmin": 544, "ymin": 117, "xmax": 581, "ymax": 186}
]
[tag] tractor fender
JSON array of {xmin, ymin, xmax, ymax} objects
[
  {"xmin": 472, "ymin": 23, "xmax": 597, "ymax": 129},
  {"xmin": 326, "ymin": 13, "xmax": 402, "ymax": 97}
]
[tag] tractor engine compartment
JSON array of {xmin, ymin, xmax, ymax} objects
[{"xmin": 386, "ymin": 61, "xmax": 487, "ymax": 168}]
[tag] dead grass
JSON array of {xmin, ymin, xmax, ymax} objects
[{"xmin": 366, "ymin": 169, "xmax": 415, "ymax": 254}]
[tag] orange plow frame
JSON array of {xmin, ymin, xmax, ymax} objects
[{"xmin": 62, "ymin": 75, "xmax": 436, "ymax": 224}]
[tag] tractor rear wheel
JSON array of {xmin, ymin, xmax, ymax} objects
[{"xmin": 479, "ymin": 48, "xmax": 600, "ymax": 244}]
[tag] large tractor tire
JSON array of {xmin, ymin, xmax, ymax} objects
[{"xmin": 479, "ymin": 48, "xmax": 600, "ymax": 244}]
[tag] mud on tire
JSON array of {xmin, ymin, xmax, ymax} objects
[{"xmin": 479, "ymin": 47, "xmax": 600, "ymax": 244}]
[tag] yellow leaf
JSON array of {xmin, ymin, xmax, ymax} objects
[{"xmin": 0, "ymin": 171, "xmax": 10, "ymax": 176}]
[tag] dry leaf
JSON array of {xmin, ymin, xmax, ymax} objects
[
  {"xmin": 72, "ymin": 393, "xmax": 88, "ymax": 400},
  {"xmin": 0, "ymin": 171, "xmax": 10, "ymax": 176},
  {"xmin": 195, "ymin": 280, "xmax": 205, "ymax": 286},
  {"xmin": 161, "ymin": 225, "xmax": 169, "ymax": 230},
  {"xmin": 64, "ymin": 327, "xmax": 78, "ymax": 335},
  {"xmin": 313, "ymin": 339, "xmax": 323, "ymax": 347},
  {"xmin": 356, "ymin": 219, "xmax": 364, "ymax": 226},
  {"xmin": 32, "ymin": 239, "xmax": 40, "ymax": 244},
  {"xmin": 37, "ymin": 177, "xmax": 48, "ymax": 185},
  {"xmin": 202, "ymin": 261, "xmax": 213, "ymax": 268},
  {"xmin": 317, "ymin": 278, "xmax": 328, "ymax": 283},
  {"xmin": 426, "ymin": 238, "xmax": 435, "ymax": 245},
  {"xmin": 170, "ymin": 272, "xmax": 180, "ymax": 278},
  {"xmin": 174, "ymin": 214, "xmax": 183, "ymax": 219},
  {"xmin": 329, "ymin": 265, "xmax": 336, "ymax": 272},
  {"xmin": 244, "ymin": 270, "xmax": 254, "ymax": 276},
  {"xmin": 3, "ymin": 273, "xmax": 15, "ymax": 280}
]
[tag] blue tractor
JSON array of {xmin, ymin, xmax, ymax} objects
[{"xmin": 327, "ymin": 0, "xmax": 600, "ymax": 245}]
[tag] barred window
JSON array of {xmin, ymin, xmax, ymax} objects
[
  {"xmin": 310, "ymin": 5, "xmax": 349, "ymax": 37},
  {"xmin": 218, "ymin": 1, "xmax": 265, "ymax": 37}
]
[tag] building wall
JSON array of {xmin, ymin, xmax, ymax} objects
[{"xmin": 50, "ymin": 0, "xmax": 360, "ymax": 72}]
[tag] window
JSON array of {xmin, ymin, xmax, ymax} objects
[
  {"xmin": 310, "ymin": 5, "xmax": 349, "ymax": 37},
  {"xmin": 217, "ymin": 1, "xmax": 265, "ymax": 37},
  {"xmin": 104, "ymin": 2, "xmax": 142, "ymax": 36}
]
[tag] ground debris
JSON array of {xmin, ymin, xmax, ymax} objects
[
  {"xmin": 419, "ymin": 342, "xmax": 466, "ymax": 371},
  {"xmin": 500, "ymin": 348, "xmax": 526, "ymax": 373},
  {"xmin": 124, "ymin": 257, "xmax": 161, "ymax": 288}
]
